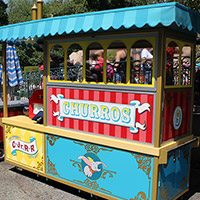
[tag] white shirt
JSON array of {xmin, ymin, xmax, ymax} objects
[{"xmin": 141, "ymin": 49, "xmax": 153, "ymax": 59}]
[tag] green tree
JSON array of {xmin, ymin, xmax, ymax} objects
[
  {"xmin": 16, "ymin": 40, "xmax": 43, "ymax": 68},
  {"xmin": 43, "ymin": 0, "xmax": 88, "ymax": 17},
  {"xmin": 0, "ymin": 0, "xmax": 8, "ymax": 26},
  {"xmin": 7, "ymin": 0, "xmax": 33, "ymax": 24},
  {"xmin": 169, "ymin": 0, "xmax": 200, "ymax": 12},
  {"xmin": 43, "ymin": 0, "xmax": 67, "ymax": 18}
]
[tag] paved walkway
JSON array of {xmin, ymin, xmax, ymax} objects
[{"xmin": 0, "ymin": 161, "xmax": 88, "ymax": 200}]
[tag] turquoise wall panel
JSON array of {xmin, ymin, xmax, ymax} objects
[
  {"xmin": 158, "ymin": 145, "xmax": 191, "ymax": 200},
  {"xmin": 46, "ymin": 134, "xmax": 154, "ymax": 199}
]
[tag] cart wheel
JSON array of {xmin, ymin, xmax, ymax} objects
[{"xmin": 0, "ymin": 148, "xmax": 4, "ymax": 161}]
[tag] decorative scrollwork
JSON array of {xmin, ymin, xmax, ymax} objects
[
  {"xmin": 5, "ymin": 125, "xmax": 12, "ymax": 138},
  {"xmin": 33, "ymin": 157, "xmax": 44, "ymax": 171},
  {"xmin": 73, "ymin": 141, "xmax": 112, "ymax": 154},
  {"xmin": 46, "ymin": 135, "xmax": 60, "ymax": 146},
  {"xmin": 101, "ymin": 169, "xmax": 117, "ymax": 179},
  {"xmin": 179, "ymin": 176, "xmax": 187, "ymax": 190},
  {"xmin": 130, "ymin": 191, "xmax": 147, "ymax": 200},
  {"xmin": 159, "ymin": 184, "xmax": 172, "ymax": 200},
  {"xmin": 70, "ymin": 159, "xmax": 82, "ymax": 172},
  {"xmin": 47, "ymin": 156, "xmax": 60, "ymax": 177},
  {"xmin": 132, "ymin": 153, "xmax": 152, "ymax": 180},
  {"xmin": 74, "ymin": 178, "xmax": 111, "ymax": 194}
]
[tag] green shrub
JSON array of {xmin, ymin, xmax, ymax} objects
[{"xmin": 24, "ymin": 66, "xmax": 39, "ymax": 72}]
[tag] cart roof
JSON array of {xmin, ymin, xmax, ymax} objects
[{"xmin": 0, "ymin": 2, "xmax": 200, "ymax": 41}]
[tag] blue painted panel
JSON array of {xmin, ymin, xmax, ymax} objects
[
  {"xmin": 158, "ymin": 145, "xmax": 191, "ymax": 200},
  {"xmin": 46, "ymin": 134, "xmax": 154, "ymax": 199},
  {"xmin": 158, "ymin": 151, "xmax": 176, "ymax": 200},
  {"xmin": 175, "ymin": 145, "xmax": 191, "ymax": 193}
]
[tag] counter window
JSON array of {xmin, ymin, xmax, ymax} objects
[
  {"xmin": 67, "ymin": 44, "xmax": 83, "ymax": 82},
  {"xmin": 130, "ymin": 40, "xmax": 153, "ymax": 84},
  {"xmin": 166, "ymin": 42, "xmax": 179, "ymax": 85},
  {"xmin": 50, "ymin": 45, "xmax": 64, "ymax": 80},
  {"xmin": 181, "ymin": 46, "xmax": 191, "ymax": 85},
  {"xmin": 86, "ymin": 42, "xmax": 104, "ymax": 83},
  {"xmin": 107, "ymin": 41, "xmax": 127, "ymax": 83}
]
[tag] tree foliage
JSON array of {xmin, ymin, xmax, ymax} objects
[
  {"xmin": 15, "ymin": 40, "xmax": 43, "ymax": 69},
  {"xmin": 7, "ymin": 0, "xmax": 33, "ymax": 24},
  {"xmin": 43, "ymin": 0, "xmax": 88, "ymax": 17},
  {"xmin": 0, "ymin": 0, "xmax": 8, "ymax": 26}
]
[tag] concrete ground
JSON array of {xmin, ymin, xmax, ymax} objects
[{"xmin": 0, "ymin": 161, "xmax": 86, "ymax": 200}]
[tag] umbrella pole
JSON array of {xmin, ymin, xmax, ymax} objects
[{"xmin": 2, "ymin": 42, "xmax": 8, "ymax": 117}]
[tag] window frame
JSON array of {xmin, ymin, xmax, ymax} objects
[
  {"xmin": 165, "ymin": 38, "xmax": 194, "ymax": 88},
  {"xmin": 47, "ymin": 34, "xmax": 156, "ymax": 88}
]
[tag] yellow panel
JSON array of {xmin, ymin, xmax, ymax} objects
[{"xmin": 5, "ymin": 125, "xmax": 45, "ymax": 172}]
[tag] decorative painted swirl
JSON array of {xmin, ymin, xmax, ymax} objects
[
  {"xmin": 74, "ymin": 179, "xmax": 111, "ymax": 194},
  {"xmin": 131, "ymin": 191, "xmax": 147, "ymax": 200},
  {"xmin": 132, "ymin": 153, "xmax": 152, "ymax": 180},
  {"xmin": 73, "ymin": 141, "xmax": 112, "ymax": 154},
  {"xmin": 101, "ymin": 169, "xmax": 117, "ymax": 179},
  {"xmin": 46, "ymin": 135, "xmax": 60, "ymax": 146},
  {"xmin": 47, "ymin": 156, "xmax": 60, "ymax": 177},
  {"xmin": 70, "ymin": 159, "xmax": 82, "ymax": 172}
]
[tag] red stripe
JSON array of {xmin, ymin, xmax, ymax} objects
[
  {"xmin": 93, "ymin": 91, "xmax": 100, "ymax": 134},
  {"xmin": 110, "ymin": 92, "xmax": 116, "ymax": 137},
  {"xmin": 98, "ymin": 91, "xmax": 105, "ymax": 135},
  {"xmin": 132, "ymin": 93, "xmax": 140, "ymax": 141},
  {"xmin": 126, "ymin": 93, "xmax": 134, "ymax": 140},
  {"xmin": 52, "ymin": 88, "xmax": 57, "ymax": 126},
  {"xmin": 56, "ymin": 88, "xmax": 62, "ymax": 127},
  {"xmin": 83, "ymin": 90, "xmax": 89, "ymax": 132},
  {"xmin": 79, "ymin": 89, "xmax": 84, "ymax": 131},
  {"xmin": 182, "ymin": 92, "xmax": 187, "ymax": 134},
  {"xmin": 146, "ymin": 95, "xmax": 153, "ymax": 143},
  {"xmin": 60, "ymin": 88, "xmax": 65, "ymax": 128},
  {"xmin": 73, "ymin": 89, "xmax": 80, "ymax": 130},
  {"xmin": 121, "ymin": 93, "xmax": 128, "ymax": 139},
  {"xmin": 69, "ymin": 89, "xmax": 74, "ymax": 129},
  {"xmin": 88, "ymin": 90, "xmax": 94, "ymax": 133},
  {"xmin": 104, "ymin": 91, "xmax": 110, "ymax": 136},
  {"xmin": 48, "ymin": 87, "xmax": 53, "ymax": 125}
]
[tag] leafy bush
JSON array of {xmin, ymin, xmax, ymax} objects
[{"xmin": 23, "ymin": 66, "xmax": 39, "ymax": 72}]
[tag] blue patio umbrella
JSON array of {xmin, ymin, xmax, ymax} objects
[
  {"xmin": 5, "ymin": 43, "xmax": 23, "ymax": 87},
  {"xmin": 0, "ymin": 43, "xmax": 23, "ymax": 87}
]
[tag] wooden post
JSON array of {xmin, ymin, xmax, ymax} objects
[
  {"xmin": 37, "ymin": 0, "xmax": 43, "ymax": 20},
  {"xmin": 154, "ymin": 29, "xmax": 165, "ymax": 147},
  {"xmin": 32, "ymin": 3, "xmax": 37, "ymax": 20},
  {"xmin": 2, "ymin": 42, "xmax": 8, "ymax": 117},
  {"xmin": 43, "ymin": 40, "xmax": 47, "ymax": 126}
]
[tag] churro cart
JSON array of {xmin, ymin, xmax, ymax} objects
[{"xmin": 1, "ymin": 2, "xmax": 200, "ymax": 200}]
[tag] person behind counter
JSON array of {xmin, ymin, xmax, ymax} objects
[
  {"xmin": 114, "ymin": 49, "xmax": 127, "ymax": 83},
  {"xmin": 140, "ymin": 48, "xmax": 153, "ymax": 84},
  {"xmin": 50, "ymin": 53, "xmax": 60, "ymax": 80}
]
